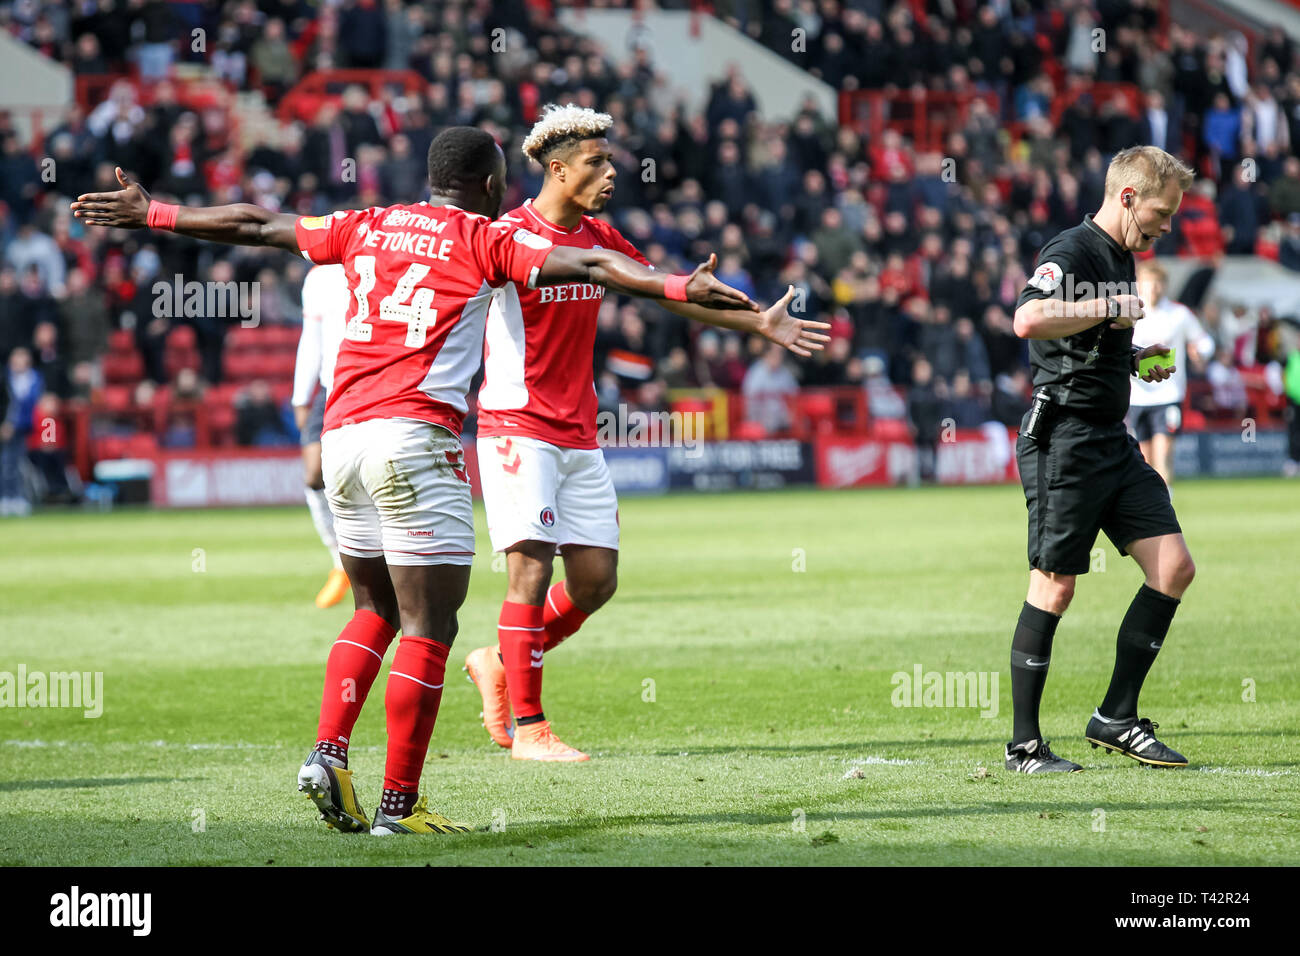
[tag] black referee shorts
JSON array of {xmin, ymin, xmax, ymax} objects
[
  {"xmin": 1016, "ymin": 412, "xmax": 1182, "ymax": 575},
  {"xmin": 299, "ymin": 388, "xmax": 327, "ymax": 447},
  {"xmin": 1130, "ymin": 402, "xmax": 1182, "ymax": 442}
]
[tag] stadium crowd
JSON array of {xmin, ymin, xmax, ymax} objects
[{"xmin": 2, "ymin": 0, "xmax": 1300, "ymax": 511}]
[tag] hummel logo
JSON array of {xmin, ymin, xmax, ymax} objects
[{"xmin": 530, "ymin": 650, "xmax": 543, "ymax": 659}]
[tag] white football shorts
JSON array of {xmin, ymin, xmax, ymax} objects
[
  {"xmin": 476, "ymin": 435, "xmax": 619, "ymax": 553},
  {"xmin": 322, "ymin": 418, "xmax": 475, "ymax": 566}
]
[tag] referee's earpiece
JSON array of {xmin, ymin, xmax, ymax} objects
[{"xmin": 1123, "ymin": 192, "xmax": 1133, "ymax": 207}]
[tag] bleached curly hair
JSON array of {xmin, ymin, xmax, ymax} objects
[{"xmin": 520, "ymin": 103, "xmax": 613, "ymax": 165}]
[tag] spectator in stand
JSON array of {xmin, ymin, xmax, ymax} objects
[
  {"xmin": 1284, "ymin": 341, "xmax": 1300, "ymax": 476},
  {"xmin": 862, "ymin": 355, "xmax": 906, "ymax": 421},
  {"xmin": 1242, "ymin": 82, "xmax": 1291, "ymax": 181},
  {"xmin": 6, "ymin": 223, "xmax": 66, "ymax": 295},
  {"xmin": 1207, "ymin": 346, "xmax": 1249, "ymax": 416},
  {"xmin": 2, "ymin": 347, "xmax": 43, "ymax": 516},
  {"xmin": 801, "ymin": 334, "xmax": 853, "ymax": 388},
  {"xmin": 907, "ymin": 357, "xmax": 943, "ymax": 481},
  {"xmin": 1218, "ymin": 162, "xmax": 1266, "ymax": 255},
  {"xmin": 131, "ymin": 0, "xmax": 179, "ymax": 80},
  {"xmin": 992, "ymin": 368, "xmax": 1032, "ymax": 428},
  {"xmin": 1270, "ymin": 157, "xmax": 1300, "ymax": 220},
  {"xmin": 742, "ymin": 343, "xmax": 799, "ymax": 434},
  {"xmin": 0, "ymin": 131, "xmax": 42, "ymax": 228},
  {"xmin": 1281, "ymin": 214, "xmax": 1300, "ymax": 273},
  {"xmin": 1203, "ymin": 92, "xmax": 1243, "ymax": 172},
  {"xmin": 658, "ymin": 346, "xmax": 694, "ymax": 389},
  {"xmin": 28, "ymin": 392, "xmax": 73, "ymax": 503},
  {"xmin": 250, "ymin": 18, "xmax": 298, "ymax": 104},
  {"xmin": 70, "ymin": 32, "xmax": 108, "ymax": 74},
  {"xmin": 1137, "ymin": 90, "xmax": 1178, "ymax": 155},
  {"xmin": 339, "ymin": 0, "xmax": 388, "ymax": 69},
  {"xmin": 235, "ymin": 380, "xmax": 293, "ymax": 447},
  {"xmin": 0, "ymin": 267, "xmax": 34, "ymax": 362},
  {"xmin": 31, "ymin": 322, "xmax": 69, "ymax": 399},
  {"xmin": 945, "ymin": 369, "xmax": 991, "ymax": 429},
  {"xmin": 953, "ymin": 316, "xmax": 992, "ymax": 388}
]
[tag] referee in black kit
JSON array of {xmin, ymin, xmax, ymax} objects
[{"xmin": 1005, "ymin": 146, "xmax": 1197, "ymax": 773}]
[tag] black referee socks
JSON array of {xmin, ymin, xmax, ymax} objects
[
  {"xmin": 1011, "ymin": 602, "xmax": 1061, "ymax": 744},
  {"xmin": 1099, "ymin": 584, "xmax": 1181, "ymax": 721}
]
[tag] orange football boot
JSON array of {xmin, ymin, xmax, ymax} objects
[
  {"xmin": 464, "ymin": 646, "xmax": 514, "ymax": 748},
  {"xmin": 314, "ymin": 568, "xmax": 350, "ymax": 608},
  {"xmin": 511, "ymin": 720, "xmax": 589, "ymax": 762}
]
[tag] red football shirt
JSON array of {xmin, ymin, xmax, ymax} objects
[
  {"xmin": 476, "ymin": 200, "xmax": 651, "ymax": 449},
  {"xmin": 294, "ymin": 203, "xmax": 555, "ymax": 437}
]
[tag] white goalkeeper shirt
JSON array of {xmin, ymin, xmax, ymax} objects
[
  {"xmin": 1130, "ymin": 296, "xmax": 1216, "ymax": 407},
  {"xmin": 292, "ymin": 263, "xmax": 349, "ymax": 405}
]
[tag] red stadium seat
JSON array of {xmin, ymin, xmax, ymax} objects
[
  {"xmin": 870, "ymin": 418, "xmax": 914, "ymax": 442},
  {"xmin": 167, "ymin": 325, "xmax": 197, "ymax": 349},
  {"xmin": 226, "ymin": 326, "xmax": 262, "ymax": 350},
  {"xmin": 164, "ymin": 349, "xmax": 201, "ymax": 378},
  {"xmin": 223, "ymin": 351, "xmax": 260, "ymax": 382},
  {"xmin": 103, "ymin": 351, "xmax": 144, "ymax": 384},
  {"xmin": 93, "ymin": 436, "xmax": 129, "ymax": 461},
  {"xmin": 97, "ymin": 385, "xmax": 134, "ymax": 414},
  {"xmin": 795, "ymin": 392, "xmax": 838, "ymax": 436},
  {"xmin": 108, "ymin": 329, "xmax": 135, "ymax": 353},
  {"xmin": 733, "ymin": 420, "xmax": 769, "ymax": 440},
  {"xmin": 123, "ymin": 433, "xmax": 159, "ymax": 458}
]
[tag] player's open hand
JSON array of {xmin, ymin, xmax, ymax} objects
[
  {"xmin": 1135, "ymin": 343, "xmax": 1176, "ymax": 382},
  {"xmin": 758, "ymin": 285, "xmax": 832, "ymax": 357},
  {"xmin": 70, "ymin": 167, "xmax": 151, "ymax": 229},
  {"xmin": 685, "ymin": 253, "xmax": 759, "ymax": 311},
  {"xmin": 1108, "ymin": 293, "xmax": 1145, "ymax": 330}
]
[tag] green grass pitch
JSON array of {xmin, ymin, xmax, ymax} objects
[{"xmin": 1, "ymin": 479, "xmax": 1297, "ymax": 866}]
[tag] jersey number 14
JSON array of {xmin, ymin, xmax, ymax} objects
[{"xmin": 344, "ymin": 256, "xmax": 438, "ymax": 348}]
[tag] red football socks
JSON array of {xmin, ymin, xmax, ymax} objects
[
  {"xmin": 315, "ymin": 609, "xmax": 397, "ymax": 765},
  {"xmin": 382, "ymin": 636, "xmax": 450, "ymax": 793},
  {"xmin": 542, "ymin": 581, "xmax": 589, "ymax": 652},
  {"xmin": 498, "ymin": 601, "xmax": 545, "ymax": 720}
]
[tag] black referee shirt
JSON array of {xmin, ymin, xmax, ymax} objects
[{"xmin": 1016, "ymin": 215, "xmax": 1138, "ymax": 424}]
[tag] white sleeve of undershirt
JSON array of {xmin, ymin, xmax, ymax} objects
[{"xmin": 293, "ymin": 305, "xmax": 323, "ymax": 407}]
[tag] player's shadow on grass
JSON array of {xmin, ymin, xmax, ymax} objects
[
  {"xmin": 509, "ymin": 797, "xmax": 1277, "ymax": 833},
  {"xmin": 0, "ymin": 776, "xmax": 181, "ymax": 792},
  {"xmin": 648, "ymin": 738, "xmax": 1006, "ymax": 757}
]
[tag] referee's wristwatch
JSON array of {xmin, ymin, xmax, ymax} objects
[
  {"xmin": 1129, "ymin": 345, "xmax": 1143, "ymax": 377},
  {"xmin": 1106, "ymin": 295, "xmax": 1121, "ymax": 319}
]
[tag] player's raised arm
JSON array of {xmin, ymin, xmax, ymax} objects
[
  {"xmin": 71, "ymin": 166, "xmax": 300, "ymax": 253},
  {"xmin": 659, "ymin": 284, "xmax": 832, "ymax": 358},
  {"xmin": 538, "ymin": 248, "xmax": 758, "ymax": 312}
]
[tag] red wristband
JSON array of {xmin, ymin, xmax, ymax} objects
[
  {"xmin": 147, "ymin": 200, "xmax": 179, "ymax": 231},
  {"xmin": 664, "ymin": 274, "xmax": 689, "ymax": 302}
]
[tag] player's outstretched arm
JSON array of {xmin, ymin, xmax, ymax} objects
[
  {"xmin": 661, "ymin": 284, "xmax": 832, "ymax": 357},
  {"xmin": 72, "ymin": 167, "xmax": 300, "ymax": 253},
  {"xmin": 539, "ymin": 249, "xmax": 757, "ymax": 311}
]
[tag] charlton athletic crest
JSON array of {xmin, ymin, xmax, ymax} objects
[{"xmin": 540, "ymin": 507, "xmax": 556, "ymax": 527}]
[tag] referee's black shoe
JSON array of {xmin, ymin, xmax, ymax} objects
[
  {"xmin": 1005, "ymin": 738, "xmax": 1083, "ymax": 773},
  {"xmin": 1085, "ymin": 711, "xmax": 1188, "ymax": 767}
]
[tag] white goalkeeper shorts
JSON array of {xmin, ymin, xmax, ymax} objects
[
  {"xmin": 322, "ymin": 418, "xmax": 475, "ymax": 566},
  {"xmin": 476, "ymin": 435, "xmax": 620, "ymax": 553}
]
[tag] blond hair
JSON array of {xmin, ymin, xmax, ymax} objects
[
  {"xmin": 521, "ymin": 103, "xmax": 613, "ymax": 164},
  {"xmin": 1136, "ymin": 260, "xmax": 1167, "ymax": 281},
  {"xmin": 1105, "ymin": 145, "xmax": 1195, "ymax": 199}
]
